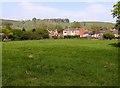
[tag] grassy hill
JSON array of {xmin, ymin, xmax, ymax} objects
[
  {"xmin": 0, "ymin": 19, "xmax": 115, "ymax": 31},
  {"xmin": 2, "ymin": 39, "xmax": 118, "ymax": 86}
]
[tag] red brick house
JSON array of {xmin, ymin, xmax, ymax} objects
[{"xmin": 63, "ymin": 28, "xmax": 88, "ymax": 37}]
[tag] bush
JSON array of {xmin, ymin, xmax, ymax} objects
[
  {"xmin": 103, "ymin": 32, "xmax": 115, "ymax": 40},
  {"xmin": 64, "ymin": 35, "xmax": 80, "ymax": 39},
  {"xmin": 53, "ymin": 36, "xmax": 58, "ymax": 39},
  {"xmin": 36, "ymin": 29, "xmax": 49, "ymax": 39},
  {"xmin": 32, "ymin": 28, "xmax": 36, "ymax": 32},
  {"xmin": 59, "ymin": 35, "xmax": 64, "ymax": 39},
  {"xmin": 2, "ymin": 28, "xmax": 13, "ymax": 39},
  {"xmin": 11, "ymin": 29, "xmax": 32, "ymax": 40},
  {"xmin": 3, "ymin": 28, "xmax": 49, "ymax": 41},
  {"xmin": 64, "ymin": 35, "xmax": 71, "ymax": 39},
  {"xmin": 25, "ymin": 28, "xmax": 49, "ymax": 40},
  {"xmin": 11, "ymin": 29, "xmax": 24, "ymax": 40}
]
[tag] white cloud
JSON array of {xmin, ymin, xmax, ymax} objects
[
  {"xmin": 17, "ymin": 2, "xmax": 115, "ymax": 22},
  {"xmin": 20, "ymin": 2, "xmax": 58, "ymax": 14},
  {"xmin": 19, "ymin": 2, "xmax": 59, "ymax": 19},
  {"xmin": 76, "ymin": 4, "xmax": 109, "ymax": 20},
  {"xmin": 0, "ymin": 3, "xmax": 2, "ymax": 19}
]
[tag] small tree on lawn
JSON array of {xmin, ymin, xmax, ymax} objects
[{"xmin": 103, "ymin": 32, "xmax": 115, "ymax": 40}]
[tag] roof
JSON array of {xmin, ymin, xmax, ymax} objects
[{"xmin": 63, "ymin": 28, "xmax": 86, "ymax": 31}]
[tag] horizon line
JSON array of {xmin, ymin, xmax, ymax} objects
[{"xmin": 0, "ymin": 18, "xmax": 116, "ymax": 23}]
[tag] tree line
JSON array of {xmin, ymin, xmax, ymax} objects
[
  {"xmin": 1, "ymin": 18, "xmax": 115, "ymax": 32},
  {"xmin": 2, "ymin": 26, "xmax": 49, "ymax": 41}
]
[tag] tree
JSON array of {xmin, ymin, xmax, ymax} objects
[
  {"xmin": 112, "ymin": 1, "xmax": 120, "ymax": 30},
  {"xmin": 22, "ymin": 27, "xmax": 26, "ymax": 31},
  {"xmin": 65, "ymin": 19, "xmax": 70, "ymax": 23},
  {"xmin": 3, "ymin": 22, "xmax": 12, "ymax": 30},
  {"xmin": 11, "ymin": 29, "xmax": 23, "ymax": 40},
  {"xmin": 32, "ymin": 17, "xmax": 37, "ymax": 22},
  {"xmin": 0, "ymin": 27, "xmax": 2, "ymax": 33},
  {"xmin": 2, "ymin": 27, "xmax": 13, "ymax": 39},
  {"xmin": 55, "ymin": 24, "xmax": 63, "ymax": 31},
  {"xmin": 46, "ymin": 22, "xmax": 56, "ymax": 30},
  {"xmin": 64, "ymin": 26, "xmax": 69, "ymax": 29},
  {"xmin": 37, "ymin": 28, "xmax": 49, "ymax": 39},
  {"xmin": 11, "ymin": 29, "xmax": 30, "ymax": 40},
  {"xmin": 32, "ymin": 17, "xmax": 37, "ymax": 29},
  {"xmin": 90, "ymin": 24, "xmax": 102, "ymax": 33},
  {"xmin": 22, "ymin": 21, "xmax": 25, "ymax": 29},
  {"xmin": 83, "ymin": 22, "xmax": 86, "ymax": 26},
  {"xmin": 103, "ymin": 32, "xmax": 115, "ymax": 40},
  {"xmin": 71, "ymin": 22, "xmax": 81, "ymax": 28},
  {"xmin": 32, "ymin": 28, "xmax": 36, "ymax": 32}
]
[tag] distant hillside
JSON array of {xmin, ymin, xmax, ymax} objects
[
  {"xmin": 79, "ymin": 21, "xmax": 115, "ymax": 29},
  {"xmin": 0, "ymin": 19, "xmax": 115, "ymax": 31},
  {"xmin": 0, "ymin": 19, "xmax": 19, "ymax": 24}
]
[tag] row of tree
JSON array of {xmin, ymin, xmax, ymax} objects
[
  {"xmin": 1, "ymin": 27, "xmax": 117, "ymax": 41},
  {"xmin": 2, "ymin": 27, "xmax": 49, "ymax": 41},
  {"xmin": 41, "ymin": 18, "xmax": 70, "ymax": 23}
]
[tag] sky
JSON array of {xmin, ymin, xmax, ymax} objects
[{"xmin": 1, "ymin": 0, "xmax": 118, "ymax": 22}]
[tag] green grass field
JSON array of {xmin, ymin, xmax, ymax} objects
[
  {"xmin": 0, "ymin": 42, "xmax": 2, "ymax": 87},
  {"xmin": 2, "ymin": 39, "xmax": 118, "ymax": 86}
]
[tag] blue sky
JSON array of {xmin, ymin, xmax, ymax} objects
[{"xmin": 1, "ymin": 1, "xmax": 118, "ymax": 22}]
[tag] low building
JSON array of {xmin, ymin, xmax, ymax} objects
[
  {"xmin": 63, "ymin": 28, "xmax": 88, "ymax": 37},
  {"xmin": 110, "ymin": 28, "xmax": 119, "ymax": 38},
  {"xmin": 48, "ymin": 29, "xmax": 58, "ymax": 39},
  {"xmin": 80, "ymin": 29, "xmax": 88, "ymax": 37},
  {"xmin": 83, "ymin": 32, "xmax": 91, "ymax": 37}
]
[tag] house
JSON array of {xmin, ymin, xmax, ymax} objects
[
  {"xmin": 58, "ymin": 30, "xmax": 64, "ymax": 38},
  {"xmin": 48, "ymin": 29, "xmax": 58, "ymax": 39},
  {"xmin": 91, "ymin": 33, "xmax": 99, "ymax": 38},
  {"xmin": 63, "ymin": 28, "xmax": 88, "ymax": 37},
  {"xmin": 83, "ymin": 32, "xmax": 91, "ymax": 37},
  {"xmin": 110, "ymin": 28, "xmax": 119, "ymax": 38},
  {"xmin": 79, "ymin": 29, "xmax": 88, "ymax": 37},
  {"xmin": 63, "ymin": 29, "xmax": 75, "ymax": 36},
  {"xmin": 110, "ymin": 28, "xmax": 117, "ymax": 31},
  {"xmin": 63, "ymin": 29, "xmax": 79, "ymax": 36},
  {"xmin": 48, "ymin": 28, "xmax": 119, "ymax": 39}
]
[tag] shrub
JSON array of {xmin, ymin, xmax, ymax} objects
[
  {"xmin": 3, "ymin": 28, "xmax": 49, "ymax": 41},
  {"xmin": 32, "ymin": 28, "xmax": 36, "ymax": 32},
  {"xmin": 36, "ymin": 28, "xmax": 49, "ymax": 39},
  {"xmin": 59, "ymin": 35, "xmax": 64, "ymax": 39},
  {"xmin": 11, "ymin": 29, "xmax": 24, "ymax": 40},
  {"xmin": 22, "ymin": 28, "xmax": 26, "ymax": 31},
  {"xmin": 103, "ymin": 32, "xmax": 115, "ymax": 40},
  {"xmin": 53, "ymin": 36, "xmax": 58, "ymax": 39},
  {"xmin": 2, "ymin": 28, "xmax": 13, "ymax": 39}
]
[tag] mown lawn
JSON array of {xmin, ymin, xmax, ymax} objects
[{"xmin": 2, "ymin": 39, "xmax": 118, "ymax": 86}]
